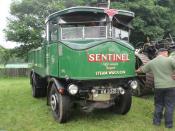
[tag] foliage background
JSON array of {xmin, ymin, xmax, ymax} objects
[{"xmin": 3, "ymin": 0, "xmax": 175, "ymax": 59}]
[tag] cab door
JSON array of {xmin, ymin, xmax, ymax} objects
[{"xmin": 45, "ymin": 20, "xmax": 59, "ymax": 77}]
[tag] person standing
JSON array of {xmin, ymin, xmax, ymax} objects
[{"xmin": 136, "ymin": 48, "xmax": 175, "ymax": 128}]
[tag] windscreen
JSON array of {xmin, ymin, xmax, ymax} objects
[{"xmin": 59, "ymin": 12, "xmax": 107, "ymax": 40}]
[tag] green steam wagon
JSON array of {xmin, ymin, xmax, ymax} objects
[{"xmin": 28, "ymin": 6, "xmax": 137, "ymax": 123}]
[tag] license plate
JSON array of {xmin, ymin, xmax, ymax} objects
[{"xmin": 99, "ymin": 88, "xmax": 119, "ymax": 94}]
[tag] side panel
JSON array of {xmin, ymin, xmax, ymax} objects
[
  {"xmin": 58, "ymin": 41, "xmax": 135, "ymax": 80},
  {"xmin": 28, "ymin": 46, "xmax": 47, "ymax": 77}
]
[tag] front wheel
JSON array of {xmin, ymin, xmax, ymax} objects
[
  {"xmin": 112, "ymin": 89, "xmax": 132, "ymax": 115},
  {"xmin": 49, "ymin": 84, "xmax": 71, "ymax": 123}
]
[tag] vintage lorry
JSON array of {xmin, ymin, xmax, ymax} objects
[{"xmin": 28, "ymin": 6, "xmax": 137, "ymax": 123}]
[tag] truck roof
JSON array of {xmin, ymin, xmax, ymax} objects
[{"xmin": 45, "ymin": 6, "xmax": 135, "ymax": 23}]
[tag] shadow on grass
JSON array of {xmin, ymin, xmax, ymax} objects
[
  {"xmin": 29, "ymin": 96, "xmax": 113, "ymax": 123},
  {"xmin": 69, "ymin": 106, "xmax": 120, "ymax": 123}
]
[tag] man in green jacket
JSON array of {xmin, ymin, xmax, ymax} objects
[{"xmin": 136, "ymin": 48, "xmax": 175, "ymax": 128}]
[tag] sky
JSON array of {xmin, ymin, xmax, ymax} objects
[{"xmin": 0, "ymin": 0, "xmax": 17, "ymax": 49}]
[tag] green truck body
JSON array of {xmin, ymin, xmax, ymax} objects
[
  {"xmin": 28, "ymin": 6, "xmax": 137, "ymax": 123},
  {"xmin": 29, "ymin": 40, "xmax": 135, "ymax": 79}
]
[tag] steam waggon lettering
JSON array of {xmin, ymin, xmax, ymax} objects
[{"xmin": 96, "ymin": 70, "xmax": 126, "ymax": 76}]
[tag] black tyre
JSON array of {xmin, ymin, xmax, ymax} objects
[
  {"xmin": 49, "ymin": 84, "xmax": 71, "ymax": 123},
  {"xmin": 31, "ymin": 73, "xmax": 47, "ymax": 98},
  {"xmin": 112, "ymin": 89, "xmax": 132, "ymax": 115}
]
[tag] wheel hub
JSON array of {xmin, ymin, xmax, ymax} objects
[{"xmin": 50, "ymin": 94, "xmax": 57, "ymax": 111}]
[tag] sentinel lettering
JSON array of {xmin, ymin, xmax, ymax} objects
[{"xmin": 88, "ymin": 54, "xmax": 129, "ymax": 62}]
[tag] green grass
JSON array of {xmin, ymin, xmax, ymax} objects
[{"xmin": 0, "ymin": 78, "xmax": 174, "ymax": 131}]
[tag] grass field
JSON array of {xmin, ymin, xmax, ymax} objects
[{"xmin": 0, "ymin": 78, "xmax": 174, "ymax": 131}]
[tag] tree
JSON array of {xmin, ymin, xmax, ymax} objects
[
  {"xmin": 4, "ymin": 0, "xmax": 175, "ymax": 53},
  {"xmin": 0, "ymin": 46, "xmax": 11, "ymax": 65}
]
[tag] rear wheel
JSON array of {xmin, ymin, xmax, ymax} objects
[
  {"xmin": 31, "ymin": 73, "xmax": 47, "ymax": 98},
  {"xmin": 112, "ymin": 89, "xmax": 132, "ymax": 115},
  {"xmin": 49, "ymin": 84, "xmax": 71, "ymax": 123}
]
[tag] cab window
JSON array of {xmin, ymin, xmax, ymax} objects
[{"xmin": 50, "ymin": 19, "xmax": 58, "ymax": 42}]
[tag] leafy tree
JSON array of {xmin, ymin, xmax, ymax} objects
[
  {"xmin": 4, "ymin": 0, "xmax": 175, "ymax": 54},
  {"xmin": 0, "ymin": 46, "xmax": 11, "ymax": 65}
]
